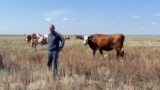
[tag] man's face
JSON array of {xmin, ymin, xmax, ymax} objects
[{"xmin": 49, "ymin": 25, "xmax": 55, "ymax": 33}]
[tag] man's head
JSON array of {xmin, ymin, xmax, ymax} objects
[{"xmin": 49, "ymin": 24, "xmax": 55, "ymax": 33}]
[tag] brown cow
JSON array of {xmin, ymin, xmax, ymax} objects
[
  {"xmin": 24, "ymin": 34, "xmax": 31, "ymax": 43},
  {"xmin": 31, "ymin": 33, "xmax": 37, "ymax": 48},
  {"xmin": 75, "ymin": 35, "xmax": 84, "ymax": 40},
  {"xmin": 83, "ymin": 33, "xmax": 125, "ymax": 59}
]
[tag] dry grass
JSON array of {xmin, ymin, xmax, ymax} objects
[{"xmin": 0, "ymin": 35, "xmax": 160, "ymax": 90}]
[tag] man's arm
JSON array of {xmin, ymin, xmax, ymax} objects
[
  {"xmin": 58, "ymin": 34, "xmax": 65, "ymax": 49},
  {"xmin": 47, "ymin": 34, "xmax": 49, "ymax": 44}
]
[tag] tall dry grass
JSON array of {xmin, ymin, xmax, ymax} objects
[{"xmin": 0, "ymin": 35, "xmax": 160, "ymax": 90}]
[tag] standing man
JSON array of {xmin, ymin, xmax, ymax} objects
[{"xmin": 47, "ymin": 24, "xmax": 65, "ymax": 76}]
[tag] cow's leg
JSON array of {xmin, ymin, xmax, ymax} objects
[
  {"xmin": 93, "ymin": 50, "xmax": 96, "ymax": 56},
  {"xmin": 99, "ymin": 49, "xmax": 104, "ymax": 59},
  {"xmin": 116, "ymin": 48, "xmax": 121, "ymax": 59},
  {"xmin": 91, "ymin": 50, "xmax": 96, "ymax": 60},
  {"xmin": 31, "ymin": 41, "xmax": 36, "ymax": 50},
  {"xmin": 31, "ymin": 42, "xmax": 33, "ymax": 48},
  {"xmin": 34, "ymin": 44, "xmax": 36, "ymax": 49},
  {"xmin": 32, "ymin": 43, "xmax": 35, "ymax": 48}
]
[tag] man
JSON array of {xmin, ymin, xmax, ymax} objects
[{"xmin": 47, "ymin": 24, "xmax": 65, "ymax": 76}]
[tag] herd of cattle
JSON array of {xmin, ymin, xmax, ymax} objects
[
  {"xmin": 24, "ymin": 33, "xmax": 48, "ymax": 48},
  {"xmin": 24, "ymin": 34, "xmax": 84, "ymax": 48},
  {"xmin": 24, "ymin": 33, "xmax": 125, "ymax": 58}
]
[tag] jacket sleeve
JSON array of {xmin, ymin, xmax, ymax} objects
[
  {"xmin": 47, "ymin": 34, "xmax": 49, "ymax": 44},
  {"xmin": 58, "ymin": 34, "xmax": 65, "ymax": 48}
]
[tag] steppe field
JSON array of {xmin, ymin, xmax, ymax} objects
[{"xmin": 0, "ymin": 35, "xmax": 160, "ymax": 90}]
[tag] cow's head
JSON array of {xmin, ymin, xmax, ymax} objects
[
  {"xmin": 83, "ymin": 35, "xmax": 89, "ymax": 45},
  {"xmin": 38, "ymin": 35, "xmax": 48, "ymax": 45},
  {"xmin": 25, "ymin": 35, "xmax": 31, "ymax": 43},
  {"xmin": 41, "ymin": 37, "xmax": 47, "ymax": 44}
]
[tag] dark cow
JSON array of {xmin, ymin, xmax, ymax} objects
[
  {"xmin": 75, "ymin": 35, "xmax": 84, "ymax": 40},
  {"xmin": 83, "ymin": 33, "xmax": 125, "ymax": 59},
  {"xmin": 24, "ymin": 34, "xmax": 31, "ymax": 43}
]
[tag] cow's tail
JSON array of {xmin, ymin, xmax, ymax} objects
[{"xmin": 121, "ymin": 34, "xmax": 125, "ymax": 58}]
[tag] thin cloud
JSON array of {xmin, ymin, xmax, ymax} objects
[
  {"xmin": 155, "ymin": 13, "xmax": 160, "ymax": 16},
  {"xmin": 151, "ymin": 22, "xmax": 159, "ymax": 29},
  {"xmin": 45, "ymin": 18, "xmax": 52, "ymax": 22},
  {"xmin": 133, "ymin": 15, "xmax": 139, "ymax": 18},
  {"xmin": 43, "ymin": 9, "xmax": 68, "ymax": 21},
  {"xmin": 152, "ymin": 22, "xmax": 157, "ymax": 26},
  {"xmin": 0, "ymin": 26, "xmax": 8, "ymax": 30},
  {"xmin": 62, "ymin": 17, "xmax": 75, "ymax": 21},
  {"xmin": 62, "ymin": 17, "xmax": 69, "ymax": 21}
]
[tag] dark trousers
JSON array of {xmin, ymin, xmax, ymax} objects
[{"xmin": 47, "ymin": 50, "xmax": 59, "ymax": 75}]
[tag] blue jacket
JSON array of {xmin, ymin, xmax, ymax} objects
[{"xmin": 48, "ymin": 31, "xmax": 65, "ymax": 51}]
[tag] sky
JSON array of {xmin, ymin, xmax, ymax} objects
[{"xmin": 0, "ymin": 0, "xmax": 160, "ymax": 35}]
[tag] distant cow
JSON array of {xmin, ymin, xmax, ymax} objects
[
  {"xmin": 24, "ymin": 34, "xmax": 31, "ymax": 43},
  {"xmin": 39, "ymin": 34, "xmax": 48, "ymax": 44},
  {"xmin": 31, "ymin": 33, "xmax": 37, "ymax": 48},
  {"xmin": 75, "ymin": 35, "xmax": 84, "ymax": 40},
  {"xmin": 83, "ymin": 33, "xmax": 125, "ymax": 59},
  {"xmin": 30, "ymin": 33, "xmax": 48, "ymax": 49},
  {"xmin": 63, "ymin": 35, "xmax": 70, "ymax": 40}
]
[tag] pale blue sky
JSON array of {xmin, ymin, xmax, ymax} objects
[{"xmin": 0, "ymin": 0, "xmax": 160, "ymax": 35}]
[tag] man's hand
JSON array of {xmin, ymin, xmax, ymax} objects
[{"xmin": 59, "ymin": 48, "xmax": 62, "ymax": 52}]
